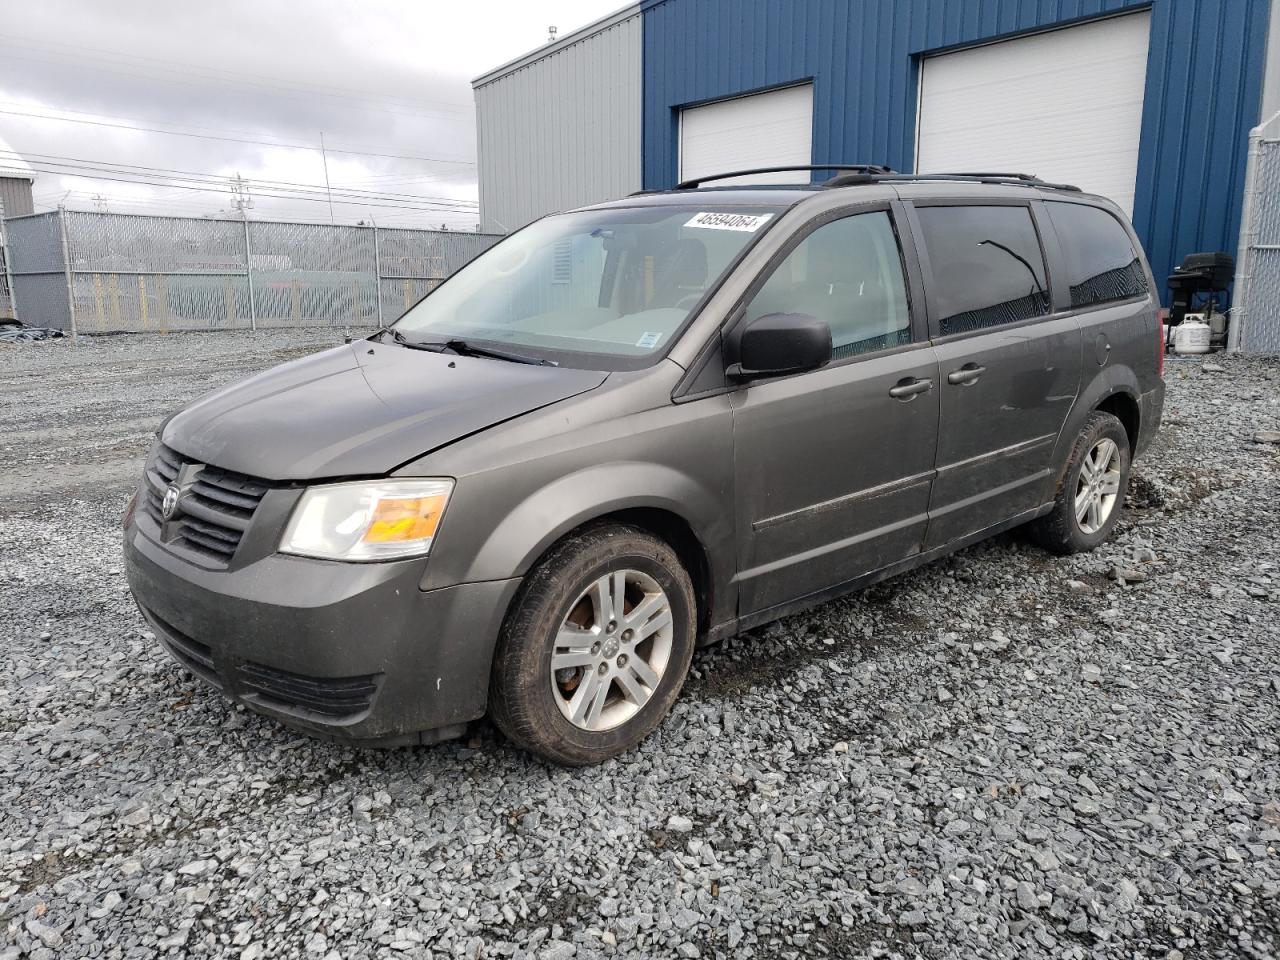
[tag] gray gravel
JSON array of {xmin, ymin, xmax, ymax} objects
[{"xmin": 1, "ymin": 332, "xmax": 1278, "ymax": 960}]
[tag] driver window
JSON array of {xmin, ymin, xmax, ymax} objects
[{"xmin": 745, "ymin": 211, "xmax": 911, "ymax": 359}]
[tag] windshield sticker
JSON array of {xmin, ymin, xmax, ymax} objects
[
  {"xmin": 636, "ymin": 331, "xmax": 664, "ymax": 349},
  {"xmin": 685, "ymin": 211, "xmax": 774, "ymax": 232}
]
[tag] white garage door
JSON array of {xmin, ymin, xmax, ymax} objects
[
  {"xmin": 680, "ymin": 84, "xmax": 813, "ymax": 186},
  {"xmin": 916, "ymin": 12, "xmax": 1151, "ymax": 215}
]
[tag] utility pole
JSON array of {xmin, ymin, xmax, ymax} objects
[
  {"xmin": 229, "ymin": 173, "xmax": 257, "ymax": 331},
  {"xmin": 371, "ymin": 218, "xmax": 383, "ymax": 328},
  {"xmin": 229, "ymin": 173, "xmax": 254, "ymax": 219},
  {"xmin": 319, "ymin": 132, "xmax": 336, "ymax": 225}
]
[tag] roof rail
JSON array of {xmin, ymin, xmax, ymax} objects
[
  {"xmin": 928, "ymin": 171, "xmax": 1042, "ymax": 181},
  {"xmin": 675, "ymin": 164, "xmax": 895, "ymax": 190},
  {"xmin": 822, "ymin": 170, "xmax": 1082, "ymax": 192}
]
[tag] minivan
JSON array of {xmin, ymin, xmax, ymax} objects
[{"xmin": 124, "ymin": 167, "xmax": 1164, "ymax": 766}]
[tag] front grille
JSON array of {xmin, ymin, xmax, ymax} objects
[
  {"xmin": 235, "ymin": 662, "xmax": 382, "ymax": 720},
  {"xmin": 142, "ymin": 444, "xmax": 273, "ymax": 567},
  {"xmin": 141, "ymin": 445, "xmax": 182, "ymax": 521},
  {"xmin": 189, "ymin": 466, "xmax": 270, "ymax": 521}
]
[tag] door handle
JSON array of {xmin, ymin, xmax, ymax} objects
[
  {"xmin": 947, "ymin": 364, "xmax": 987, "ymax": 385},
  {"xmin": 888, "ymin": 377, "xmax": 933, "ymax": 400}
]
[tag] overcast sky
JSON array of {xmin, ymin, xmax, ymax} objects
[{"xmin": 0, "ymin": 0, "xmax": 620, "ymax": 229}]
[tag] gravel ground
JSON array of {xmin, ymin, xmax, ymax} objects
[{"xmin": 1, "ymin": 332, "xmax": 1278, "ymax": 960}]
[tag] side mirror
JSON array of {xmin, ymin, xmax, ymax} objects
[{"xmin": 728, "ymin": 312, "xmax": 832, "ymax": 380}]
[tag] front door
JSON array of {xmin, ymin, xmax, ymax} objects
[
  {"xmin": 906, "ymin": 202, "xmax": 1082, "ymax": 548},
  {"xmin": 730, "ymin": 209, "xmax": 940, "ymax": 615}
]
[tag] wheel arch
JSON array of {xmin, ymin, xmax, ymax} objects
[
  {"xmin": 1094, "ymin": 391, "xmax": 1140, "ymax": 455},
  {"xmin": 501, "ymin": 507, "xmax": 716, "ymax": 642},
  {"xmin": 1043, "ymin": 367, "xmax": 1142, "ymax": 499},
  {"xmin": 451, "ymin": 461, "xmax": 732, "ymax": 636},
  {"xmin": 595, "ymin": 507, "xmax": 714, "ymax": 640}
]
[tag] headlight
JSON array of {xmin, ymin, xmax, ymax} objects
[{"xmin": 280, "ymin": 478, "xmax": 453, "ymax": 561}]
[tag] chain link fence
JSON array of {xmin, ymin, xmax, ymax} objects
[
  {"xmin": 3, "ymin": 209, "xmax": 501, "ymax": 334},
  {"xmin": 1231, "ymin": 112, "xmax": 1280, "ymax": 354}
]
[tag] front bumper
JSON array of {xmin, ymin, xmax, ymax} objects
[{"xmin": 124, "ymin": 519, "xmax": 520, "ymax": 746}]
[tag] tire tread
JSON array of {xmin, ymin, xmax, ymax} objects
[
  {"xmin": 1029, "ymin": 410, "xmax": 1130, "ymax": 555},
  {"xmin": 489, "ymin": 522, "xmax": 695, "ymax": 766}
]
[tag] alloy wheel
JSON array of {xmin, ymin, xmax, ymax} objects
[
  {"xmin": 550, "ymin": 569, "xmax": 674, "ymax": 731},
  {"xmin": 1075, "ymin": 437, "xmax": 1122, "ymax": 535}
]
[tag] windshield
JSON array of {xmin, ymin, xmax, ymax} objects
[{"xmin": 393, "ymin": 205, "xmax": 780, "ymax": 367}]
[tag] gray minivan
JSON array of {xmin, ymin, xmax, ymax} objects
[{"xmin": 124, "ymin": 168, "xmax": 1165, "ymax": 765}]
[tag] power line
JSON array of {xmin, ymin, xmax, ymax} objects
[
  {"xmin": 332, "ymin": 177, "xmax": 447, "ymax": 188},
  {"xmin": 38, "ymin": 191, "xmax": 479, "ymax": 228},
  {"xmin": 0, "ymin": 104, "xmax": 473, "ymax": 187},
  {"xmin": 330, "ymin": 171, "xmax": 468, "ymax": 187},
  {"xmin": 0, "ymin": 99, "xmax": 477, "ymax": 175},
  {"xmin": 229, "ymin": 173, "xmax": 253, "ymax": 218},
  {"xmin": 82, "ymin": 193, "xmax": 475, "ymax": 220},
  {"xmin": 319, "ymin": 132, "xmax": 335, "ymax": 224},
  {"xmin": 16, "ymin": 165, "xmax": 480, "ymax": 215},
  {"xmin": 51, "ymin": 191, "xmax": 217, "ymax": 210},
  {"xmin": 8, "ymin": 159, "xmax": 478, "ymax": 212},
  {"xmin": 0, "ymin": 97, "xmax": 317, "ymax": 150},
  {"xmin": 38, "ymin": 188, "xmax": 479, "ymax": 221},
  {"xmin": 0, "ymin": 107, "xmax": 476, "ymax": 165},
  {"xmin": 0, "ymin": 149, "xmax": 478, "ymax": 207}
]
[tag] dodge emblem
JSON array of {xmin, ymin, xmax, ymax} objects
[{"xmin": 161, "ymin": 484, "xmax": 181, "ymax": 520}]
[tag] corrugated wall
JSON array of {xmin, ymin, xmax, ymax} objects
[
  {"xmin": 640, "ymin": 0, "xmax": 1271, "ymax": 297},
  {"xmin": 473, "ymin": 9, "xmax": 643, "ymax": 234},
  {"xmin": 0, "ymin": 177, "xmax": 34, "ymax": 218}
]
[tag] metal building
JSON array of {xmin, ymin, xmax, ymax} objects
[
  {"xmin": 0, "ymin": 137, "xmax": 36, "ymax": 218},
  {"xmin": 472, "ymin": 4, "xmax": 642, "ymax": 234},
  {"xmin": 0, "ymin": 176, "xmax": 33, "ymax": 219},
  {"xmin": 475, "ymin": 0, "xmax": 1277, "ymax": 310},
  {"xmin": 0, "ymin": 148, "xmax": 33, "ymax": 320}
]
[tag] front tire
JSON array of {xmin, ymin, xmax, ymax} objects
[
  {"xmin": 489, "ymin": 523, "xmax": 696, "ymax": 766},
  {"xmin": 1030, "ymin": 410, "xmax": 1131, "ymax": 555}
]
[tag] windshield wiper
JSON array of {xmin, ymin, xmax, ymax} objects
[
  {"xmin": 380, "ymin": 329, "xmax": 555, "ymax": 365},
  {"xmin": 379, "ymin": 327, "xmax": 446, "ymax": 352},
  {"xmin": 443, "ymin": 339, "xmax": 557, "ymax": 366}
]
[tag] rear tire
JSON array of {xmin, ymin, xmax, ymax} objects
[
  {"xmin": 1030, "ymin": 410, "xmax": 1130, "ymax": 555},
  {"xmin": 489, "ymin": 523, "xmax": 696, "ymax": 766}
]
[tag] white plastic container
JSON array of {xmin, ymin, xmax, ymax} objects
[{"xmin": 1173, "ymin": 315, "xmax": 1212, "ymax": 355}]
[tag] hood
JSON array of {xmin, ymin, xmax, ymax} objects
[{"xmin": 162, "ymin": 340, "xmax": 608, "ymax": 480}]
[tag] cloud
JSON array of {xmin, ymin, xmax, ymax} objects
[{"xmin": 0, "ymin": 0, "xmax": 621, "ymax": 227}]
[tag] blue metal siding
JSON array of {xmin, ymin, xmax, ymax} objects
[{"xmin": 641, "ymin": 0, "xmax": 1271, "ymax": 295}]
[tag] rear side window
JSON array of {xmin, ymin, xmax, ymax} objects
[
  {"xmin": 1046, "ymin": 202, "xmax": 1148, "ymax": 308},
  {"xmin": 744, "ymin": 211, "xmax": 911, "ymax": 359},
  {"xmin": 916, "ymin": 205, "xmax": 1050, "ymax": 336}
]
